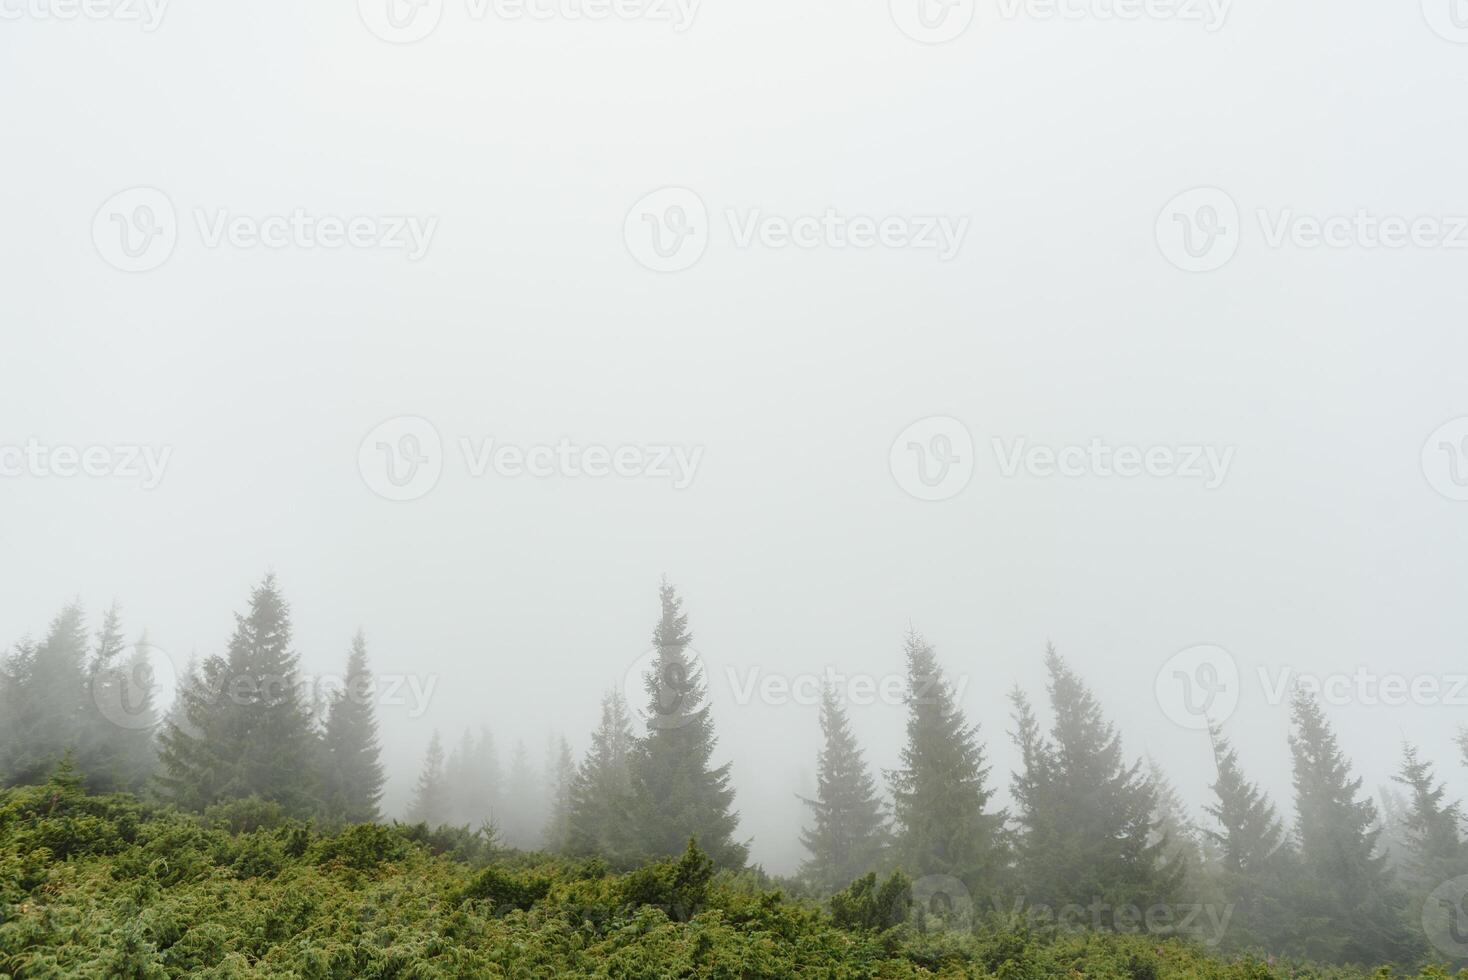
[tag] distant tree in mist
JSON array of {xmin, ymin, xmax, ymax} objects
[
  {"xmin": 157, "ymin": 574, "xmax": 317, "ymax": 816},
  {"xmin": 799, "ymin": 683, "xmax": 888, "ymax": 893},
  {"xmin": 503, "ymin": 739, "xmax": 540, "ymax": 848},
  {"xmin": 1, "ymin": 603, "xmax": 88, "ymax": 786},
  {"xmin": 1392, "ymin": 743, "xmax": 1464, "ymax": 879},
  {"xmin": 79, "ymin": 610, "xmax": 159, "ymax": 795},
  {"xmin": 320, "ymin": 631, "xmax": 386, "ymax": 824},
  {"xmin": 886, "ymin": 630, "xmax": 1004, "ymax": 891},
  {"xmin": 1147, "ymin": 758, "xmax": 1207, "ymax": 880},
  {"xmin": 543, "ymin": 736, "xmax": 575, "ymax": 852},
  {"xmin": 568, "ymin": 691, "xmax": 636, "ymax": 861},
  {"xmin": 1009, "ymin": 646, "xmax": 1180, "ymax": 921},
  {"xmin": 1286, "ymin": 691, "xmax": 1417, "ymax": 965},
  {"xmin": 409, "ymin": 730, "xmax": 451, "ymax": 825},
  {"xmin": 626, "ymin": 580, "xmax": 747, "ymax": 869}
]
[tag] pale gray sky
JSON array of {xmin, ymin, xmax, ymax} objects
[{"xmin": 3, "ymin": 0, "xmax": 1467, "ymax": 872}]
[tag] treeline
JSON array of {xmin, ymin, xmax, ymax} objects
[{"xmin": 3, "ymin": 575, "xmax": 1468, "ymax": 969}]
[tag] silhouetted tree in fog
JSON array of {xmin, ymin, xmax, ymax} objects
[{"xmin": 799, "ymin": 683, "xmax": 889, "ymax": 893}]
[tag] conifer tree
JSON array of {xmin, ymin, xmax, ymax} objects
[
  {"xmin": 1205, "ymin": 725, "xmax": 1288, "ymax": 875},
  {"xmin": 1148, "ymin": 759, "xmax": 1206, "ymax": 879},
  {"xmin": 505, "ymin": 739, "xmax": 539, "ymax": 848},
  {"xmin": 409, "ymin": 730, "xmax": 451, "ymax": 825},
  {"xmin": 320, "ymin": 631, "xmax": 386, "ymax": 823},
  {"xmin": 800, "ymin": 683, "xmax": 889, "ymax": 893},
  {"xmin": 1392, "ymin": 742, "xmax": 1463, "ymax": 879},
  {"xmin": 1287, "ymin": 691, "xmax": 1417, "ymax": 965},
  {"xmin": 887, "ymin": 630, "xmax": 1003, "ymax": 889},
  {"xmin": 157, "ymin": 575, "xmax": 317, "ymax": 815},
  {"xmin": 3, "ymin": 604, "xmax": 89, "ymax": 786},
  {"xmin": 568, "ymin": 691, "xmax": 637, "ymax": 861},
  {"xmin": 626, "ymin": 580, "xmax": 747, "ymax": 868},
  {"xmin": 543, "ymin": 736, "xmax": 575, "ymax": 851},
  {"xmin": 1009, "ymin": 646, "xmax": 1179, "ymax": 921},
  {"xmin": 80, "ymin": 607, "xmax": 158, "ymax": 794}
]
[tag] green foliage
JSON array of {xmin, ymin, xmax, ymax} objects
[
  {"xmin": 800, "ymin": 684, "xmax": 890, "ymax": 893},
  {"xmin": 0, "ymin": 778, "xmax": 1460, "ymax": 979}
]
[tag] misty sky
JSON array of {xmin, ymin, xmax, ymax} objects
[{"xmin": 3, "ymin": 0, "xmax": 1468, "ymax": 873}]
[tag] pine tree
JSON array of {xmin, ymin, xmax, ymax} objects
[
  {"xmin": 1286, "ymin": 691, "xmax": 1417, "ymax": 965},
  {"xmin": 320, "ymin": 631, "xmax": 386, "ymax": 823},
  {"xmin": 409, "ymin": 731, "xmax": 450, "ymax": 825},
  {"xmin": 504, "ymin": 739, "xmax": 539, "ymax": 848},
  {"xmin": 1009, "ymin": 646, "xmax": 1179, "ymax": 921},
  {"xmin": 1392, "ymin": 743, "xmax": 1463, "ymax": 880},
  {"xmin": 626, "ymin": 580, "xmax": 747, "ymax": 868},
  {"xmin": 79, "ymin": 607, "xmax": 158, "ymax": 794},
  {"xmin": 1148, "ymin": 759, "xmax": 1205, "ymax": 879},
  {"xmin": 157, "ymin": 574, "xmax": 317, "ymax": 815},
  {"xmin": 2, "ymin": 604, "xmax": 89, "ymax": 786},
  {"xmin": 799, "ymin": 684, "xmax": 888, "ymax": 893},
  {"xmin": 887, "ymin": 630, "xmax": 1003, "ymax": 890},
  {"xmin": 1205, "ymin": 725, "xmax": 1287, "ymax": 875},
  {"xmin": 568, "ymin": 691, "xmax": 637, "ymax": 861},
  {"xmin": 543, "ymin": 736, "xmax": 575, "ymax": 851}
]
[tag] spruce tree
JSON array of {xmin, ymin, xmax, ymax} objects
[
  {"xmin": 157, "ymin": 575, "xmax": 317, "ymax": 815},
  {"xmin": 800, "ymin": 683, "xmax": 889, "ymax": 893},
  {"xmin": 410, "ymin": 731, "xmax": 451, "ymax": 825},
  {"xmin": 887, "ymin": 630, "xmax": 1003, "ymax": 889},
  {"xmin": 543, "ymin": 736, "xmax": 575, "ymax": 851},
  {"xmin": 567, "ymin": 691, "xmax": 637, "ymax": 862},
  {"xmin": 80, "ymin": 607, "xmax": 158, "ymax": 794},
  {"xmin": 505, "ymin": 739, "xmax": 539, "ymax": 848},
  {"xmin": 320, "ymin": 631, "xmax": 386, "ymax": 823},
  {"xmin": 1205, "ymin": 725, "xmax": 1287, "ymax": 876},
  {"xmin": 626, "ymin": 580, "xmax": 747, "ymax": 868},
  {"xmin": 1392, "ymin": 743, "xmax": 1463, "ymax": 879},
  {"xmin": 3, "ymin": 604, "xmax": 89, "ymax": 786},
  {"xmin": 1009, "ymin": 646, "xmax": 1179, "ymax": 921},
  {"xmin": 1148, "ymin": 759, "xmax": 1206, "ymax": 879},
  {"xmin": 1287, "ymin": 691, "xmax": 1416, "ymax": 965}
]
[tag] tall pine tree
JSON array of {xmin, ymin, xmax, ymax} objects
[
  {"xmin": 1009, "ymin": 646, "xmax": 1179, "ymax": 922},
  {"xmin": 799, "ymin": 683, "xmax": 889, "ymax": 893},
  {"xmin": 1392, "ymin": 742, "xmax": 1463, "ymax": 880},
  {"xmin": 567, "ymin": 691, "xmax": 636, "ymax": 862},
  {"xmin": 2, "ymin": 604, "xmax": 88, "ymax": 786},
  {"xmin": 320, "ymin": 631, "xmax": 386, "ymax": 823},
  {"xmin": 625, "ymin": 580, "xmax": 747, "ymax": 868},
  {"xmin": 887, "ymin": 630, "xmax": 1004, "ymax": 890},
  {"xmin": 1286, "ymin": 691, "xmax": 1416, "ymax": 965},
  {"xmin": 409, "ymin": 731, "xmax": 450, "ymax": 825}
]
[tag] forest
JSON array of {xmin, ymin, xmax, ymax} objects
[{"xmin": 2, "ymin": 573, "xmax": 1466, "ymax": 977}]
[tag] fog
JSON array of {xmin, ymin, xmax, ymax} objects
[{"xmin": 3, "ymin": 0, "xmax": 1467, "ymax": 877}]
